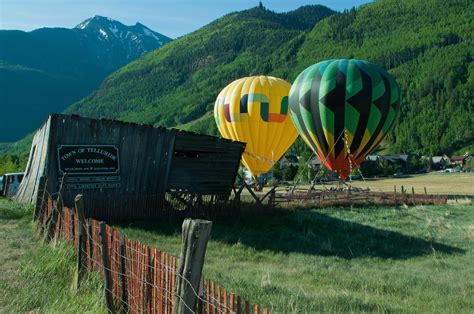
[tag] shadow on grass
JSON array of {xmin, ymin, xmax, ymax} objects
[{"xmin": 117, "ymin": 210, "xmax": 464, "ymax": 260}]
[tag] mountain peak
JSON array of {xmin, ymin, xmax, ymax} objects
[
  {"xmin": 75, "ymin": 15, "xmax": 122, "ymax": 30},
  {"xmin": 73, "ymin": 16, "xmax": 172, "ymax": 45}
]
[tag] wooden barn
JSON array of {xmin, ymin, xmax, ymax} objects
[{"xmin": 15, "ymin": 114, "xmax": 245, "ymax": 220}]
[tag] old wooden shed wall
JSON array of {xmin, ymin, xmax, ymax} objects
[
  {"xmin": 16, "ymin": 114, "xmax": 245, "ymax": 221},
  {"xmin": 169, "ymin": 131, "xmax": 244, "ymax": 195},
  {"xmin": 15, "ymin": 118, "xmax": 51, "ymax": 203}
]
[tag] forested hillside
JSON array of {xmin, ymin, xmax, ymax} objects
[
  {"xmin": 67, "ymin": 5, "xmax": 336, "ymax": 133},
  {"xmin": 0, "ymin": 16, "xmax": 171, "ymax": 142},
  {"xmin": 272, "ymin": 0, "xmax": 473, "ymax": 154},
  {"xmin": 0, "ymin": 1, "xmax": 462, "ymax": 162},
  {"xmin": 68, "ymin": 0, "xmax": 472, "ymax": 156}
]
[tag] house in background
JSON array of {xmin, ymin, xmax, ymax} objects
[
  {"xmin": 383, "ymin": 154, "xmax": 411, "ymax": 164},
  {"xmin": 431, "ymin": 155, "xmax": 450, "ymax": 170},
  {"xmin": 279, "ymin": 155, "xmax": 299, "ymax": 168},
  {"xmin": 449, "ymin": 154, "xmax": 471, "ymax": 170},
  {"xmin": 309, "ymin": 156, "xmax": 323, "ymax": 170},
  {"xmin": 365, "ymin": 155, "xmax": 381, "ymax": 162}
]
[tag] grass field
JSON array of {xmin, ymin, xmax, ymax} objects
[
  {"xmin": 0, "ymin": 198, "xmax": 105, "ymax": 313},
  {"xmin": 1, "ymin": 196, "xmax": 473, "ymax": 312},
  {"xmin": 260, "ymin": 172, "xmax": 474, "ymax": 196},
  {"xmin": 340, "ymin": 172, "xmax": 474, "ymax": 195},
  {"xmin": 117, "ymin": 203, "xmax": 474, "ymax": 312}
]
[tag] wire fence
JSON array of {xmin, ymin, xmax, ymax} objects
[
  {"xmin": 273, "ymin": 188, "xmax": 449, "ymax": 209},
  {"xmin": 37, "ymin": 194, "xmax": 270, "ymax": 314}
]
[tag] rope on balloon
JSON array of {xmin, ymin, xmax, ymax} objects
[
  {"xmin": 307, "ymin": 130, "xmax": 346, "ymax": 191},
  {"xmin": 343, "ymin": 128, "xmax": 354, "ymax": 186},
  {"xmin": 242, "ymin": 151, "xmax": 275, "ymax": 165},
  {"xmin": 343, "ymin": 129, "xmax": 369, "ymax": 184}
]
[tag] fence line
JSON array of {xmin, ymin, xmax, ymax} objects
[
  {"xmin": 37, "ymin": 195, "xmax": 270, "ymax": 314},
  {"xmin": 273, "ymin": 188, "xmax": 448, "ymax": 209}
]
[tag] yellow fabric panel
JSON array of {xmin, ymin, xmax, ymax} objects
[
  {"xmin": 214, "ymin": 76, "xmax": 298, "ymax": 177},
  {"xmin": 325, "ymin": 128, "xmax": 335, "ymax": 158},
  {"xmin": 354, "ymin": 128, "xmax": 373, "ymax": 157},
  {"xmin": 266, "ymin": 77, "xmax": 293, "ymax": 166},
  {"xmin": 364, "ymin": 131, "xmax": 385, "ymax": 159}
]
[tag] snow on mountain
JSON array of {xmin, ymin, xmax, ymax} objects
[
  {"xmin": 75, "ymin": 16, "xmax": 170, "ymax": 44},
  {"xmin": 73, "ymin": 16, "xmax": 171, "ymax": 58}
]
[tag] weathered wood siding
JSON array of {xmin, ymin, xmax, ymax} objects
[
  {"xmin": 14, "ymin": 117, "xmax": 51, "ymax": 203},
  {"xmin": 16, "ymin": 114, "xmax": 245, "ymax": 221},
  {"xmin": 168, "ymin": 131, "xmax": 245, "ymax": 195}
]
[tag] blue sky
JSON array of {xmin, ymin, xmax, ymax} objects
[{"xmin": 0, "ymin": 0, "xmax": 372, "ymax": 38}]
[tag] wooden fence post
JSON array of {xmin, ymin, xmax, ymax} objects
[
  {"xmin": 33, "ymin": 176, "xmax": 47, "ymax": 222},
  {"xmin": 73, "ymin": 194, "xmax": 86, "ymax": 290},
  {"xmin": 174, "ymin": 219, "xmax": 212, "ymax": 314},
  {"xmin": 424, "ymin": 187, "xmax": 427, "ymax": 195},
  {"xmin": 57, "ymin": 173, "xmax": 68, "ymax": 210},
  {"xmin": 43, "ymin": 202, "xmax": 59, "ymax": 244},
  {"xmin": 237, "ymin": 174, "xmax": 263, "ymax": 206},
  {"xmin": 99, "ymin": 222, "xmax": 115, "ymax": 314},
  {"xmin": 43, "ymin": 174, "xmax": 67, "ymax": 244},
  {"xmin": 269, "ymin": 188, "xmax": 276, "ymax": 209},
  {"xmin": 412, "ymin": 187, "xmax": 415, "ymax": 195},
  {"xmin": 88, "ymin": 218, "xmax": 93, "ymax": 270}
]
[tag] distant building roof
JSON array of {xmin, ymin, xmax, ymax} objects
[
  {"xmin": 432, "ymin": 156, "xmax": 448, "ymax": 163},
  {"xmin": 383, "ymin": 154, "xmax": 410, "ymax": 162},
  {"xmin": 450, "ymin": 156, "xmax": 466, "ymax": 162},
  {"xmin": 365, "ymin": 155, "xmax": 379, "ymax": 161},
  {"xmin": 450, "ymin": 156, "xmax": 467, "ymax": 162},
  {"xmin": 309, "ymin": 156, "xmax": 322, "ymax": 165},
  {"xmin": 279, "ymin": 155, "xmax": 299, "ymax": 167}
]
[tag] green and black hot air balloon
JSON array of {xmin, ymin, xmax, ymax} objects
[{"xmin": 289, "ymin": 59, "xmax": 401, "ymax": 181}]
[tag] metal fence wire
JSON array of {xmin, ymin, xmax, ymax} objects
[{"xmin": 37, "ymin": 194, "xmax": 270, "ymax": 314}]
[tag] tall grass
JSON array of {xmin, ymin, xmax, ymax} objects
[
  {"xmin": 0, "ymin": 198, "xmax": 105, "ymax": 313},
  {"xmin": 116, "ymin": 204, "xmax": 474, "ymax": 312},
  {"xmin": 1, "ymin": 197, "xmax": 473, "ymax": 312}
]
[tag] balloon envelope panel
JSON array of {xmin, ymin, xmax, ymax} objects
[
  {"xmin": 289, "ymin": 59, "xmax": 401, "ymax": 181},
  {"xmin": 214, "ymin": 76, "xmax": 298, "ymax": 177}
]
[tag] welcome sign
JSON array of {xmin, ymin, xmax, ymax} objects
[{"xmin": 57, "ymin": 145, "xmax": 120, "ymax": 176}]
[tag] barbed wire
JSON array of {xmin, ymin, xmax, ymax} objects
[
  {"xmin": 39, "ymin": 195, "xmax": 263, "ymax": 314},
  {"xmin": 84, "ymin": 222, "xmax": 221, "ymax": 313},
  {"xmin": 82, "ymin": 220, "xmax": 235, "ymax": 314},
  {"xmin": 80, "ymin": 247, "xmax": 189, "ymax": 313}
]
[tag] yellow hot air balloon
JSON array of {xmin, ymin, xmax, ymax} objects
[{"xmin": 214, "ymin": 76, "xmax": 298, "ymax": 177}]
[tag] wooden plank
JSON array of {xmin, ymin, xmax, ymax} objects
[
  {"xmin": 206, "ymin": 279, "xmax": 211, "ymax": 314},
  {"xmin": 161, "ymin": 129, "xmax": 177, "ymax": 201},
  {"xmin": 230, "ymin": 293, "xmax": 235, "ymax": 314},
  {"xmin": 211, "ymin": 281, "xmax": 215, "ymax": 314},
  {"xmin": 223, "ymin": 289, "xmax": 227, "ymax": 314},
  {"xmin": 164, "ymin": 253, "xmax": 169, "ymax": 314},
  {"xmin": 174, "ymin": 219, "xmax": 213, "ymax": 314},
  {"xmin": 159, "ymin": 252, "xmax": 164, "ymax": 314},
  {"xmin": 152, "ymin": 249, "xmax": 158, "ymax": 314},
  {"xmin": 99, "ymin": 222, "xmax": 115, "ymax": 314},
  {"xmin": 119, "ymin": 233, "xmax": 128, "ymax": 312},
  {"xmin": 147, "ymin": 246, "xmax": 152, "ymax": 314},
  {"xmin": 217, "ymin": 285, "xmax": 221, "ymax": 313},
  {"xmin": 171, "ymin": 256, "xmax": 176, "ymax": 312},
  {"xmin": 73, "ymin": 195, "xmax": 86, "ymax": 290}
]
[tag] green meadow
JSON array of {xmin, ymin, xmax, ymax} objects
[{"xmin": 1, "ymin": 197, "xmax": 473, "ymax": 312}]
